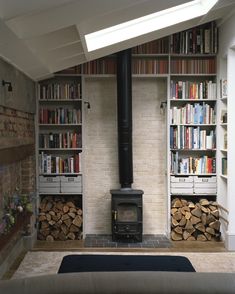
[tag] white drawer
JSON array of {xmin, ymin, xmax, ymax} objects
[
  {"xmin": 61, "ymin": 185, "xmax": 82, "ymax": 193},
  {"xmin": 170, "ymin": 176, "xmax": 193, "ymax": 189},
  {"xmin": 170, "ymin": 176, "xmax": 194, "ymax": 183},
  {"xmin": 39, "ymin": 176, "xmax": 60, "ymax": 192},
  {"xmin": 39, "ymin": 175, "xmax": 60, "ymax": 184},
  {"xmin": 194, "ymin": 176, "xmax": 216, "ymax": 190},
  {"xmin": 194, "ymin": 176, "xmax": 216, "ymax": 183},
  {"xmin": 39, "ymin": 186, "xmax": 60, "ymax": 193},
  {"xmin": 60, "ymin": 175, "xmax": 82, "ymax": 184},
  {"xmin": 171, "ymin": 187, "xmax": 194, "ymax": 194},
  {"xmin": 194, "ymin": 187, "xmax": 217, "ymax": 194}
]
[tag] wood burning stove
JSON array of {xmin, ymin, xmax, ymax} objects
[
  {"xmin": 111, "ymin": 189, "xmax": 143, "ymax": 242},
  {"xmin": 111, "ymin": 49, "xmax": 143, "ymax": 242}
]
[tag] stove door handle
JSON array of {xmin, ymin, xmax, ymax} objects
[{"xmin": 112, "ymin": 210, "xmax": 117, "ymax": 220}]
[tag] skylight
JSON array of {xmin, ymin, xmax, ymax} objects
[{"xmin": 85, "ymin": 0, "xmax": 218, "ymax": 52}]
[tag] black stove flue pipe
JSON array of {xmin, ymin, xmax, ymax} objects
[{"xmin": 116, "ymin": 49, "xmax": 133, "ymax": 189}]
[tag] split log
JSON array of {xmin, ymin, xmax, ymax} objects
[
  {"xmin": 172, "ymin": 198, "xmax": 183, "ymax": 208},
  {"xmin": 191, "ymin": 207, "xmax": 202, "ymax": 218},
  {"xmin": 171, "ymin": 231, "xmax": 183, "ymax": 241},
  {"xmin": 174, "ymin": 226, "xmax": 183, "ymax": 235},
  {"xmin": 197, "ymin": 234, "xmax": 207, "ymax": 241},
  {"xmin": 191, "ymin": 216, "xmax": 201, "ymax": 225},
  {"xmin": 178, "ymin": 216, "xmax": 186, "ymax": 227},
  {"xmin": 171, "ymin": 208, "xmax": 178, "ymax": 215},
  {"xmin": 185, "ymin": 211, "xmax": 192, "ymax": 220},
  {"xmin": 195, "ymin": 223, "xmax": 206, "ymax": 233},
  {"xmin": 209, "ymin": 220, "xmax": 221, "ymax": 231},
  {"xmin": 172, "ymin": 211, "xmax": 182, "ymax": 221},
  {"xmin": 183, "ymin": 230, "xmax": 191, "ymax": 240},
  {"xmin": 187, "ymin": 236, "xmax": 196, "ymax": 241},
  {"xmin": 185, "ymin": 220, "xmax": 194, "ymax": 230},
  {"xmin": 206, "ymin": 227, "xmax": 215, "ymax": 235},
  {"xmin": 46, "ymin": 235, "xmax": 54, "ymax": 242},
  {"xmin": 171, "ymin": 217, "xmax": 179, "ymax": 227},
  {"xmin": 63, "ymin": 205, "xmax": 69, "ymax": 213},
  {"xmin": 199, "ymin": 199, "xmax": 210, "ymax": 206}
]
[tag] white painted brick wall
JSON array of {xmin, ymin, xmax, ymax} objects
[{"xmin": 83, "ymin": 77, "xmax": 167, "ymax": 235}]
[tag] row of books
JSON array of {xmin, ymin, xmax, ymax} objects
[
  {"xmin": 56, "ymin": 66, "xmax": 82, "ymax": 75},
  {"xmin": 132, "ymin": 37, "xmax": 169, "ymax": 54},
  {"xmin": 170, "ymin": 126, "xmax": 216, "ymax": 150},
  {"xmin": 40, "ymin": 83, "xmax": 81, "ymax": 100},
  {"xmin": 39, "ymin": 108, "xmax": 82, "ymax": 124},
  {"xmin": 170, "ymin": 103, "xmax": 216, "ymax": 125},
  {"xmin": 170, "ymin": 80, "xmax": 216, "ymax": 100},
  {"xmin": 39, "ymin": 152, "xmax": 81, "ymax": 174},
  {"xmin": 220, "ymin": 79, "xmax": 227, "ymax": 98},
  {"xmin": 39, "ymin": 132, "xmax": 82, "ymax": 149},
  {"xmin": 171, "ymin": 58, "xmax": 216, "ymax": 74},
  {"xmin": 82, "ymin": 58, "xmax": 116, "ymax": 75},
  {"xmin": 170, "ymin": 21, "xmax": 218, "ymax": 54},
  {"xmin": 132, "ymin": 59, "xmax": 168, "ymax": 74},
  {"xmin": 222, "ymin": 157, "xmax": 227, "ymax": 175},
  {"xmin": 171, "ymin": 153, "xmax": 216, "ymax": 174}
]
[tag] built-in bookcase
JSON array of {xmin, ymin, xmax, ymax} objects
[
  {"xmin": 167, "ymin": 22, "xmax": 218, "ymax": 241},
  {"xmin": 41, "ymin": 21, "xmax": 219, "ymax": 241},
  {"xmin": 37, "ymin": 76, "xmax": 83, "ymax": 194}
]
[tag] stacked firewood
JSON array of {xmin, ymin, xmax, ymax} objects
[
  {"xmin": 171, "ymin": 198, "xmax": 221, "ymax": 241},
  {"xmin": 38, "ymin": 196, "xmax": 82, "ymax": 241}
]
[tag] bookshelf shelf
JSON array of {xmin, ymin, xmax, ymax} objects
[
  {"xmin": 39, "ymin": 99, "xmax": 82, "ymax": 102},
  {"xmin": 220, "ymin": 97, "xmax": 227, "ymax": 102},
  {"xmin": 170, "ymin": 74, "xmax": 217, "ymax": 77},
  {"xmin": 132, "ymin": 53, "xmax": 169, "ymax": 57},
  {"xmin": 39, "ymin": 148, "xmax": 82, "ymax": 151},
  {"xmin": 132, "ymin": 74, "xmax": 168, "ymax": 78},
  {"xmin": 39, "ymin": 124, "xmax": 82, "ymax": 127},
  {"xmin": 171, "ymin": 149, "xmax": 216, "ymax": 152},
  {"xmin": 39, "ymin": 193, "xmax": 82, "ymax": 195},
  {"xmin": 39, "ymin": 173, "xmax": 81, "ymax": 176},
  {"xmin": 84, "ymin": 74, "xmax": 116, "ymax": 78},
  {"xmin": 170, "ymin": 124, "xmax": 216, "ymax": 126},
  {"xmin": 170, "ymin": 99, "xmax": 217, "ymax": 102},
  {"xmin": 220, "ymin": 174, "xmax": 228, "ymax": 180},
  {"xmin": 171, "ymin": 193, "xmax": 216, "ymax": 196},
  {"xmin": 171, "ymin": 173, "xmax": 216, "ymax": 176},
  {"xmin": 220, "ymin": 149, "xmax": 227, "ymax": 153},
  {"xmin": 220, "ymin": 123, "xmax": 227, "ymax": 127},
  {"xmin": 169, "ymin": 54, "xmax": 217, "ymax": 58}
]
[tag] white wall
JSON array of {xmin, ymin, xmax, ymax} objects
[
  {"xmin": 219, "ymin": 13, "xmax": 235, "ymax": 250},
  {"xmin": 219, "ymin": 14, "xmax": 235, "ymax": 57},
  {"xmin": 83, "ymin": 77, "xmax": 167, "ymax": 235}
]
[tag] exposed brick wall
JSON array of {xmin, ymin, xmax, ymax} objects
[
  {"xmin": 0, "ymin": 106, "xmax": 35, "ymax": 219},
  {"xmin": 84, "ymin": 78, "xmax": 167, "ymax": 235},
  {"xmin": 0, "ymin": 106, "xmax": 34, "ymax": 141}
]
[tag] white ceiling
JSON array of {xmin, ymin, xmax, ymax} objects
[{"xmin": 0, "ymin": 0, "xmax": 235, "ymax": 80}]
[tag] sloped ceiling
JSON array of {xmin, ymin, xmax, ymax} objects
[{"xmin": 0, "ymin": 0, "xmax": 235, "ymax": 80}]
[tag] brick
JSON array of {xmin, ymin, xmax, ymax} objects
[{"xmin": 84, "ymin": 79, "xmax": 167, "ymax": 235}]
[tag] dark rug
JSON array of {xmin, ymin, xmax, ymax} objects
[{"xmin": 58, "ymin": 255, "xmax": 196, "ymax": 273}]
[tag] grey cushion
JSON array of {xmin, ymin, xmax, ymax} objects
[{"xmin": 1, "ymin": 272, "xmax": 235, "ymax": 294}]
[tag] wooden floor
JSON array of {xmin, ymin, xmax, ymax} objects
[
  {"xmin": 32, "ymin": 239, "xmax": 227, "ymax": 252},
  {"xmin": 2, "ymin": 240, "xmax": 226, "ymax": 279}
]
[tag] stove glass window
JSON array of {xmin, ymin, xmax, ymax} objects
[{"xmin": 117, "ymin": 203, "xmax": 138, "ymax": 222}]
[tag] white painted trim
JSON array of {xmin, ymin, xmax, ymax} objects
[{"xmin": 225, "ymin": 232, "xmax": 235, "ymax": 251}]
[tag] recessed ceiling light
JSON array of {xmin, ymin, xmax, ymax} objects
[{"xmin": 85, "ymin": 0, "xmax": 218, "ymax": 52}]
